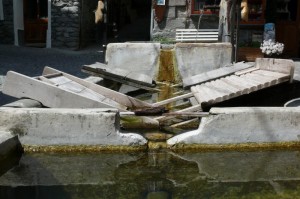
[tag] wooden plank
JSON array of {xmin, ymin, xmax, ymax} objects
[
  {"xmin": 176, "ymin": 29, "xmax": 219, "ymax": 31},
  {"xmin": 200, "ymin": 83, "xmax": 228, "ymax": 104},
  {"xmin": 228, "ymin": 75, "xmax": 259, "ymax": 93},
  {"xmin": 224, "ymin": 76, "xmax": 252, "ymax": 94},
  {"xmin": 247, "ymin": 72, "xmax": 278, "ymax": 85},
  {"xmin": 239, "ymin": 74, "xmax": 267, "ymax": 90},
  {"xmin": 191, "ymin": 85, "xmax": 215, "ymax": 104},
  {"xmin": 81, "ymin": 63, "xmax": 158, "ymax": 91},
  {"xmin": 183, "ymin": 62, "xmax": 255, "ymax": 88},
  {"xmin": 46, "ymin": 76, "xmax": 127, "ymax": 110},
  {"xmin": 217, "ymin": 78, "xmax": 243, "ymax": 96},
  {"xmin": 152, "ymin": 92, "xmax": 193, "ymax": 107},
  {"xmin": 154, "ymin": 104, "xmax": 202, "ymax": 122},
  {"xmin": 255, "ymin": 58, "xmax": 295, "ymax": 81},
  {"xmin": 176, "ymin": 38, "xmax": 218, "ymax": 41},
  {"xmin": 42, "ymin": 67, "xmax": 153, "ymax": 109},
  {"xmin": 2, "ymin": 71, "xmax": 125, "ymax": 110},
  {"xmin": 207, "ymin": 80, "xmax": 235, "ymax": 99},
  {"xmin": 83, "ymin": 62, "xmax": 155, "ymax": 85},
  {"xmin": 234, "ymin": 66, "xmax": 259, "ymax": 76},
  {"xmin": 162, "ymin": 112, "xmax": 209, "ymax": 117},
  {"xmin": 252, "ymin": 70, "xmax": 289, "ymax": 79},
  {"xmin": 170, "ymin": 118, "xmax": 200, "ymax": 129}
]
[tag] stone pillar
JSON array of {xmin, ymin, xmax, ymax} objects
[
  {"xmin": 51, "ymin": 0, "xmax": 81, "ymax": 49},
  {"xmin": 0, "ymin": 0, "xmax": 14, "ymax": 44}
]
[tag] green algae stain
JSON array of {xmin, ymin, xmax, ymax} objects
[{"xmin": 157, "ymin": 50, "xmax": 175, "ymax": 83}]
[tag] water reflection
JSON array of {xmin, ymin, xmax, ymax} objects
[{"xmin": 0, "ymin": 150, "xmax": 300, "ymax": 198}]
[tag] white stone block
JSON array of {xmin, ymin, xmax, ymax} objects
[
  {"xmin": 0, "ymin": 108, "xmax": 147, "ymax": 146},
  {"xmin": 168, "ymin": 107, "xmax": 300, "ymax": 145},
  {"xmin": 105, "ymin": 43, "xmax": 161, "ymax": 79}
]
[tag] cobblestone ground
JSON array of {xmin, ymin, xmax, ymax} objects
[{"xmin": 0, "ymin": 44, "xmax": 104, "ymax": 105}]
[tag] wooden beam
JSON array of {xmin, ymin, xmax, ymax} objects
[
  {"xmin": 183, "ymin": 62, "xmax": 255, "ymax": 88},
  {"xmin": 43, "ymin": 67, "xmax": 153, "ymax": 109},
  {"xmin": 82, "ymin": 63, "xmax": 158, "ymax": 91}
]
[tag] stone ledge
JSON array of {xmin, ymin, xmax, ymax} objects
[
  {"xmin": 168, "ymin": 107, "xmax": 300, "ymax": 147},
  {"xmin": 0, "ymin": 108, "xmax": 147, "ymax": 147}
]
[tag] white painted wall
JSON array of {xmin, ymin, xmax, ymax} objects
[
  {"xmin": 13, "ymin": 0, "xmax": 24, "ymax": 46},
  {"xmin": 0, "ymin": 0, "xmax": 4, "ymax": 20}
]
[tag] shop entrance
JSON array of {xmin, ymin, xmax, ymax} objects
[{"xmin": 23, "ymin": 0, "xmax": 48, "ymax": 45}]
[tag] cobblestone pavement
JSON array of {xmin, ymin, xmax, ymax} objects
[{"xmin": 0, "ymin": 44, "xmax": 104, "ymax": 105}]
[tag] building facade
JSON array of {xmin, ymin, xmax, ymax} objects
[{"xmin": 0, "ymin": 0, "xmax": 299, "ymax": 59}]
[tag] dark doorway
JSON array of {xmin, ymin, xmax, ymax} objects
[
  {"xmin": 80, "ymin": 0, "xmax": 152, "ymax": 49},
  {"xmin": 107, "ymin": 0, "xmax": 152, "ymax": 42},
  {"xmin": 23, "ymin": 0, "xmax": 48, "ymax": 46}
]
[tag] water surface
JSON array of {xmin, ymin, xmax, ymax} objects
[{"xmin": 1, "ymin": 150, "xmax": 300, "ymax": 199}]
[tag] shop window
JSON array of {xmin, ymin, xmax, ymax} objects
[{"xmin": 191, "ymin": 0, "xmax": 221, "ymax": 15}]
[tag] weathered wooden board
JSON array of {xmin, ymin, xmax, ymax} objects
[
  {"xmin": 154, "ymin": 104, "xmax": 203, "ymax": 122},
  {"xmin": 152, "ymin": 92, "xmax": 194, "ymax": 107},
  {"xmin": 182, "ymin": 62, "xmax": 255, "ymax": 88},
  {"xmin": 2, "ymin": 71, "xmax": 125, "ymax": 109},
  {"xmin": 255, "ymin": 58, "xmax": 295, "ymax": 82},
  {"xmin": 191, "ymin": 69, "xmax": 291, "ymax": 106},
  {"xmin": 82, "ymin": 62, "xmax": 157, "ymax": 91},
  {"xmin": 43, "ymin": 67, "xmax": 153, "ymax": 109}
]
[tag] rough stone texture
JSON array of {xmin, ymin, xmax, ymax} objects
[
  {"xmin": 152, "ymin": 3, "xmax": 219, "ymax": 41},
  {"xmin": 169, "ymin": 0, "xmax": 186, "ymax": 6},
  {"xmin": 105, "ymin": 43, "xmax": 161, "ymax": 78},
  {"xmin": 187, "ymin": 15, "xmax": 219, "ymax": 29},
  {"xmin": 0, "ymin": 108, "xmax": 147, "ymax": 146},
  {"xmin": 0, "ymin": 0, "xmax": 14, "ymax": 44},
  {"xmin": 51, "ymin": 0, "xmax": 81, "ymax": 49},
  {"xmin": 175, "ymin": 43, "xmax": 232, "ymax": 78},
  {"xmin": 153, "ymin": 14, "xmax": 186, "ymax": 40},
  {"xmin": 168, "ymin": 107, "xmax": 300, "ymax": 145},
  {"xmin": 166, "ymin": 6, "xmax": 176, "ymax": 18}
]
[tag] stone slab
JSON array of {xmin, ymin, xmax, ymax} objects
[
  {"xmin": 168, "ymin": 107, "xmax": 300, "ymax": 145},
  {"xmin": 175, "ymin": 43, "xmax": 232, "ymax": 79},
  {"xmin": 2, "ymin": 99, "xmax": 43, "ymax": 108},
  {"xmin": 105, "ymin": 43, "xmax": 161, "ymax": 79},
  {"xmin": 0, "ymin": 108, "xmax": 147, "ymax": 146}
]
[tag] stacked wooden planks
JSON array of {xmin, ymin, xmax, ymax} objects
[{"xmin": 191, "ymin": 58, "xmax": 295, "ymax": 106}]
